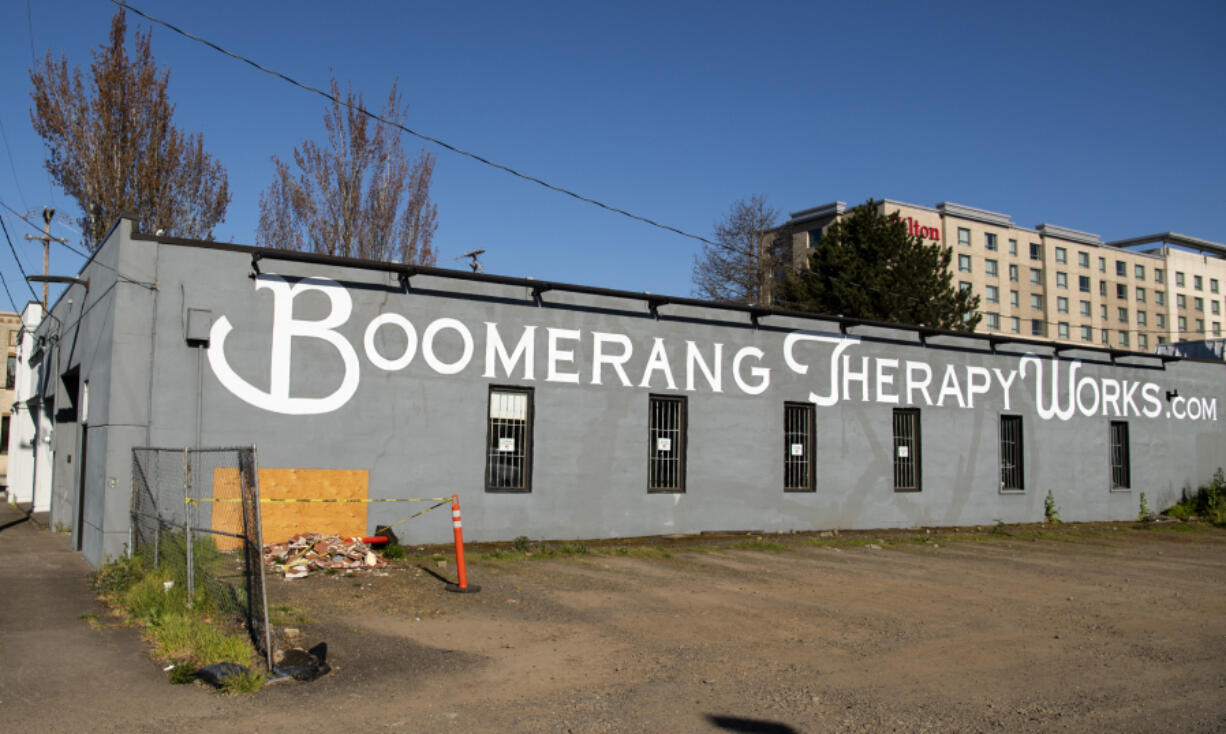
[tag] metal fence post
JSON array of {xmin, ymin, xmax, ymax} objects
[
  {"xmin": 250, "ymin": 445, "xmax": 274, "ymax": 671},
  {"xmin": 183, "ymin": 447, "xmax": 194, "ymax": 603}
]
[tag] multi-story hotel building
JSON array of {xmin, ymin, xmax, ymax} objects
[{"xmin": 766, "ymin": 200, "xmax": 1226, "ymax": 352}]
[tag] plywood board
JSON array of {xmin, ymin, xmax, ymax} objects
[{"xmin": 210, "ymin": 468, "xmax": 369, "ymax": 550}]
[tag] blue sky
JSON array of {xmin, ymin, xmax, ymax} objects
[{"xmin": 0, "ymin": 0, "xmax": 1223, "ymax": 311}]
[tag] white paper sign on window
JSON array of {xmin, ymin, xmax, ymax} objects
[
  {"xmin": 656, "ymin": 437, "xmax": 672, "ymax": 452},
  {"xmin": 498, "ymin": 437, "xmax": 515, "ymax": 452},
  {"xmin": 790, "ymin": 443, "xmax": 804, "ymax": 456},
  {"xmin": 897, "ymin": 445, "xmax": 909, "ymax": 458}
]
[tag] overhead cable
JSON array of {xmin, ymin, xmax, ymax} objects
[{"xmin": 110, "ymin": 0, "xmax": 720, "ymax": 248}]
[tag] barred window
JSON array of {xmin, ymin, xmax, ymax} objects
[
  {"xmin": 648, "ymin": 395, "xmax": 686, "ymax": 492},
  {"xmin": 1110, "ymin": 421, "xmax": 1130, "ymax": 490},
  {"xmin": 485, "ymin": 387, "xmax": 533, "ymax": 492},
  {"xmin": 1000, "ymin": 415, "xmax": 1023, "ymax": 491},
  {"xmin": 892, "ymin": 408, "xmax": 921, "ymax": 492},
  {"xmin": 784, "ymin": 402, "xmax": 815, "ymax": 492}
]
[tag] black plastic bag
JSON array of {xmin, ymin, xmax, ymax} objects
[{"xmin": 275, "ymin": 642, "xmax": 330, "ymax": 682}]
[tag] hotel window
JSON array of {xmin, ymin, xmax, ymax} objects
[
  {"xmin": 1136, "ymin": 287, "xmax": 1146, "ymax": 303},
  {"xmin": 1079, "ymin": 300, "xmax": 1091, "ymax": 316},
  {"xmin": 1196, "ymin": 318, "xmax": 1205, "ymax": 333},
  {"xmin": 1055, "ymin": 247, "xmax": 1067, "ymax": 264},
  {"xmin": 985, "ymin": 285, "xmax": 999, "ymax": 303},
  {"xmin": 1056, "ymin": 272, "xmax": 1067, "ymax": 289},
  {"xmin": 1116, "ymin": 283, "xmax": 1127, "ymax": 299},
  {"xmin": 1057, "ymin": 296, "xmax": 1068, "ymax": 313},
  {"xmin": 1080, "ymin": 325, "xmax": 1093, "ymax": 341},
  {"xmin": 1137, "ymin": 310, "xmax": 1147, "ymax": 326},
  {"xmin": 1079, "ymin": 275, "xmax": 1091, "ymax": 292},
  {"xmin": 1176, "ymin": 272, "xmax": 1185, "ymax": 287},
  {"xmin": 958, "ymin": 254, "xmax": 972, "ymax": 272},
  {"xmin": 1078, "ymin": 251, "xmax": 1090, "ymax": 268},
  {"xmin": 485, "ymin": 387, "xmax": 534, "ymax": 492},
  {"xmin": 985, "ymin": 233, "xmax": 997, "ymax": 251},
  {"xmin": 1009, "ymin": 264, "xmax": 1019, "ymax": 282},
  {"xmin": 1057, "ymin": 322, "xmax": 1069, "ymax": 339},
  {"xmin": 999, "ymin": 415, "xmax": 1024, "ymax": 491},
  {"xmin": 1157, "ymin": 313, "xmax": 1166, "ymax": 328},
  {"xmin": 1155, "ymin": 290, "xmax": 1165, "ymax": 306},
  {"xmin": 648, "ymin": 395, "xmax": 686, "ymax": 492},
  {"xmin": 1176, "ymin": 294, "xmax": 1186, "ymax": 308},
  {"xmin": 958, "ymin": 228, "xmax": 971, "ymax": 247},
  {"xmin": 1138, "ymin": 333, "xmax": 1149, "ymax": 350},
  {"xmin": 1010, "ymin": 290, "xmax": 1019, "ymax": 307},
  {"xmin": 1030, "ymin": 268, "xmax": 1042, "ymax": 284},
  {"xmin": 1116, "ymin": 260, "xmax": 1126, "ymax": 277},
  {"xmin": 1029, "ymin": 243, "xmax": 1041, "ymax": 260},
  {"xmin": 1030, "ymin": 294, "xmax": 1043, "ymax": 310},
  {"xmin": 1134, "ymin": 264, "xmax": 1145, "ymax": 280},
  {"xmin": 1008, "ymin": 238, "xmax": 1018, "ymax": 256},
  {"xmin": 1154, "ymin": 268, "xmax": 1165, "ymax": 284},
  {"xmin": 783, "ymin": 402, "xmax": 815, "ymax": 492},
  {"xmin": 1213, "ymin": 301, "xmax": 1221, "ymax": 316},
  {"xmin": 1158, "ymin": 335, "xmax": 1167, "ymax": 345},
  {"xmin": 1178, "ymin": 316, "xmax": 1187, "ymax": 332},
  {"xmin": 893, "ymin": 409, "xmax": 921, "ymax": 492},
  {"xmin": 985, "ymin": 259, "xmax": 998, "ymax": 277},
  {"xmin": 959, "ymin": 281, "xmax": 972, "ymax": 292},
  {"xmin": 1194, "ymin": 297, "xmax": 1204, "ymax": 312},
  {"xmin": 1031, "ymin": 320, "xmax": 1045, "ymax": 337},
  {"xmin": 1118, "ymin": 307, "xmax": 1128, "ymax": 323},
  {"xmin": 4, "ymin": 355, "xmax": 13, "ymax": 390},
  {"xmin": 1010, "ymin": 316, "xmax": 1020, "ymax": 334},
  {"xmin": 1098, "ymin": 257, "xmax": 1106, "ymax": 272},
  {"xmin": 1215, "ymin": 323, "xmax": 1222, "ymax": 337},
  {"xmin": 1212, "ymin": 278, "xmax": 1220, "ymax": 294},
  {"xmin": 1194, "ymin": 275, "xmax": 1203, "ymax": 291},
  {"xmin": 1101, "ymin": 330, "xmax": 1109, "ymax": 345},
  {"xmin": 1100, "ymin": 304, "xmax": 1108, "ymax": 319},
  {"xmin": 1110, "ymin": 421, "xmax": 1130, "ymax": 489},
  {"xmin": 985, "ymin": 312, "xmax": 1000, "ymax": 329},
  {"xmin": 1118, "ymin": 330, "xmax": 1130, "ymax": 347},
  {"xmin": 1099, "ymin": 281, "xmax": 1107, "ymax": 297}
]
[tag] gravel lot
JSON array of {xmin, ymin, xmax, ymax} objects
[{"xmin": 5, "ymin": 515, "xmax": 1225, "ymax": 733}]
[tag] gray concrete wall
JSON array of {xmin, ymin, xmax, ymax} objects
[{"xmin": 39, "ymin": 223, "xmax": 1226, "ymax": 564}]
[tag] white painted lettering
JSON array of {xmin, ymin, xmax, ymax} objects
[
  {"xmin": 590, "ymin": 331, "xmax": 632, "ymax": 386},
  {"xmin": 639, "ymin": 337, "xmax": 677, "ymax": 390},
  {"xmin": 484, "ymin": 323, "xmax": 536, "ymax": 380},
  {"xmin": 546, "ymin": 328, "xmax": 582, "ymax": 384},
  {"xmin": 876, "ymin": 358, "xmax": 900, "ymax": 404}
]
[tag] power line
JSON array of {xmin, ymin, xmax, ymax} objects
[
  {"xmin": 111, "ymin": 0, "xmax": 720, "ymax": 249},
  {"xmin": 0, "ymin": 262, "xmax": 18, "ymax": 312},
  {"xmin": 0, "ymin": 214, "xmax": 42, "ymax": 302},
  {"xmin": 0, "ymin": 118, "xmax": 29, "ymax": 213}
]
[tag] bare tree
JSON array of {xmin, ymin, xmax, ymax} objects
[
  {"xmin": 29, "ymin": 10, "xmax": 230, "ymax": 251},
  {"xmin": 257, "ymin": 78, "xmax": 437, "ymax": 264},
  {"xmin": 691, "ymin": 196, "xmax": 780, "ymax": 305}
]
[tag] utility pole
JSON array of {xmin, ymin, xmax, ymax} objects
[{"xmin": 23, "ymin": 208, "xmax": 68, "ymax": 311}]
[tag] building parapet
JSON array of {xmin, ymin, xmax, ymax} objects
[
  {"xmin": 1036, "ymin": 224, "xmax": 1102, "ymax": 245},
  {"xmin": 936, "ymin": 202, "xmax": 1014, "ymax": 228}
]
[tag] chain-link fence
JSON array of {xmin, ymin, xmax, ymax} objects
[{"xmin": 130, "ymin": 447, "xmax": 272, "ymax": 670}]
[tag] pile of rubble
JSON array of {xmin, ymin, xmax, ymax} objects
[{"xmin": 263, "ymin": 533, "xmax": 388, "ymax": 579}]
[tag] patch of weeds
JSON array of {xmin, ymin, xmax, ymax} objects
[
  {"xmin": 324, "ymin": 568, "xmax": 337, "ymax": 576},
  {"xmin": 91, "ymin": 554, "xmax": 145, "ymax": 596},
  {"xmin": 1044, "ymin": 490, "xmax": 1061, "ymax": 524},
  {"xmin": 730, "ymin": 539, "xmax": 787, "ymax": 552},
  {"xmin": 1163, "ymin": 468, "xmax": 1226, "ymax": 526},
  {"xmin": 151, "ymin": 612, "xmax": 253, "ymax": 667},
  {"xmin": 380, "ymin": 541, "xmax": 406, "ymax": 560},
  {"xmin": 478, "ymin": 549, "xmax": 515, "ymax": 561},
  {"xmin": 1138, "ymin": 492, "xmax": 1150, "ymax": 521},
  {"xmin": 220, "ymin": 668, "xmax": 267, "ymax": 695},
  {"xmin": 610, "ymin": 546, "xmax": 672, "ymax": 559},
  {"xmin": 512, "ymin": 536, "xmax": 533, "ymax": 553},
  {"xmin": 267, "ymin": 604, "xmax": 312, "ymax": 626},
  {"xmin": 168, "ymin": 662, "xmax": 198, "ymax": 685},
  {"xmin": 991, "ymin": 520, "xmax": 1011, "ymax": 536},
  {"xmin": 554, "ymin": 543, "xmax": 590, "ymax": 556},
  {"xmin": 78, "ymin": 612, "xmax": 104, "ymax": 630}
]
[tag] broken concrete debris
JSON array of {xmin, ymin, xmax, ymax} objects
[{"xmin": 263, "ymin": 533, "xmax": 387, "ymax": 579}]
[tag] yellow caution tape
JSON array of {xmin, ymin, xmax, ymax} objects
[{"xmin": 188, "ymin": 497, "xmax": 449, "ymax": 504}]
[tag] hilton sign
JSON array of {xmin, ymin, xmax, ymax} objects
[{"xmin": 904, "ymin": 216, "xmax": 940, "ymax": 242}]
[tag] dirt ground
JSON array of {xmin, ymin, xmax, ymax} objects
[{"xmin": 5, "ymin": 512, "xmax": 1226, "ymax": 733}]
